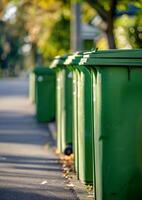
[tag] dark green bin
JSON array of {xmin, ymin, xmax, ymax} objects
[
  {"xmin": 34, "ymin": 67, "xmax": 55, "ymax": 122},
  {"xmin": 29, "ymin": 72, "xmax": 36, "ymax": 103},
  {"xmin": 81, "ymin": 49, "xmax": 142, "ymax": 200},
  {"xmin": 65, "ymin": 53, "xmax": 94, "ymax": 184},
  {"xmin": 51, "ymin": 56, "xmax": 73, "ymax": 154}
]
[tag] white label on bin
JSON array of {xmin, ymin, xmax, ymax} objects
[
  {"xmin": 38, "ymin": 76, "xmax": 43, "ymax": 82},
  {"xmin": 68, "ymin": 72, "xmax": 73, "ymax": 78}
]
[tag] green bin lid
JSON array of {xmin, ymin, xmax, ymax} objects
[
  {"xmin": 64, "ymin": 52, "xmax": 85, "ymax": 65},
  {"xmin": 50, "ymin": 55, "xmax": 68, "ymax": 68},
  {"xmin": 33, "ymin": 67, "xmax": 54, "ymax": 75},
  {"xmin": 79, "ymin": 49, "xmax": 142, "ymax": 66}
]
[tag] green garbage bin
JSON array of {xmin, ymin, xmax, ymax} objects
[
  {"xmin": 65, "ymin": 53, "xmax": 94, "ymax": 184},
  {"xmin": 51, "ymin": 56, "xmax": 73, "ymax": 154},
  {"xmin": 81, "ymin": 49, "xmax": 142, "ymax": 200},
  {"xmin": 64, "ymin": 54, "xmax": 82, "ymax": 175},
  {"xmin": 72, "ymin": 67, "xmax": 79, "ymax": 175},
  {"xmin": 34, "ymin": 67, "xmax": 55, "ymax": 122},
  {"xmin": 64, "ymin": 67, "xmax": 73, "ymax": 155},
  {"xmin": 29, "ymin": 72, "xmax": 36, "ymax": 103},
  {"xmin": 77, "ymin": 65, "xmax": 93, "ymax": 184}
]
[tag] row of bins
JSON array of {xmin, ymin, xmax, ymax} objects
[{"xmin": 29, "ymin": 49, "xmax": 142, "ymax": 200}]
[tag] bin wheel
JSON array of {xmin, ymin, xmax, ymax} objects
[{"xmin": 64, "ymin": 144, "xmax": 72, "ymax": 156}]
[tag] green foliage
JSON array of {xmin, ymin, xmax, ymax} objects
[
  {"xmin": 114, "ymin": 9, "xmax": 142, "ymax": 49},
  {"xmin": 128, "ymin": 14, "xmax": 142, "ymax": 48},
  {"xmin": 38, "ymin": 14, "xmax": 70, "ymax": 61},
  {"xmin": 12, "ymin": 0, "xmax": 71, "ymax": 64},
  {"xmin": 82, "ymin": 2, "xmax": 96, "ymax": 23},
  {"xmin": 0, "ymin": 1, "xmax": 29, "ymax": 73},
  {"xmin": 1, "ymin": 0, "xmax": 142, "ymax": 73},
  {"xmin": 0, "ymin": 29, "xmax": 19, "ymax": 72}
]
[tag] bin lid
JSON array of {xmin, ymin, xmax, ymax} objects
[
  {"xmin": 64, "ymin": 52, "xmax": 85, "ymax": 65},
  {"xmin": 79, "ymin": 49, "xmax": 142, "ymax": 66},
  {"xmin": 33, "ymin": 67, "xmax": 54, "ymax": 75},
  {"xmin": 50, "ymin": 55, "xmax": 68, "ymax": 68}
]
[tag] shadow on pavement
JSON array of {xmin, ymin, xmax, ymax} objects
[
  {"xmin": 0, "ymin": 110, "xmax": 56, "ymax": 147},
  {"xmin": 0, "ymin": 188, "xmax": 66, "ymax": 200},
  {"xmin": 0, "ymin": 78, "xmax": 28, "ymax": 97}
]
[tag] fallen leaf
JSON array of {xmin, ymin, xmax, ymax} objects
[{"xmin": 40, "ymin": 180, "xmax": 48, "ymax": 185}]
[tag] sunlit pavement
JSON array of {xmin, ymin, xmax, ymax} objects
[{"xmin": 0, "ymin": 78, "xmax": 79, "ymax": 200}]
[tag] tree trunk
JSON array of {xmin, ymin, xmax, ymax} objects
[
  {"xmin": 106, "ymin": 20, "xmax": 116, "ymax": 49},
  {"xmin": 87, "ymin": 0, "xmax": 117, "ymax": 49},
  {"xmin": 105, "ymin": 0, "xmax": 117, "ymax": 49}
]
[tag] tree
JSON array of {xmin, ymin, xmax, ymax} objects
[
  {"xmin": 128, "ymin": 13, "xmax": 142, "ymax": 48},
  {"xmin": 13, "ymin": 0, "xmax": 70, "ymax": 64},
  {"xmin": 0, "ymin": 0, "xmax": 9, "ymax": 18},
  {"xmin": 0, "ymin": 1, "xmax": 29, "ymax": 74},
  {"xmin": 86, "ymin": 0, "xmax": 142, "ymax": 49}
]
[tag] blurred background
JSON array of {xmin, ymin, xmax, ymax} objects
[{"xmin": 0, "ymin": 0, "xmax": 142, "ymax": 76}]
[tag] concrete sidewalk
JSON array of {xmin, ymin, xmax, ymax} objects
[{"xmin": 0, "ymin": 78, "xmax": 80, "ymax": 200}]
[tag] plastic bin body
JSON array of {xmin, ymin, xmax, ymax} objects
[
  {"xmin": 29, "ymin": 72, "xmax": 36, "ymax": 103},
  {"xmin": 95, "ymin": 67, "xmax": 142, "ymax": 200},
  {"xmin": 65, "ymin": 55, "xmax": 83, "ymax": 175},
  {"xmin": 65, "ymin": 53, "xmax": 93, "ymax": 184},
  {"xmin": 51, "ymin": 56, "xmax": 73, "ymax": 154},
  {"xmin": 81, "ymin": 49, "xmax": 142, "ymax": 200},
  {"xmin": 72, "ymin": 68, "xmax": 80, "ymax": 176},
  {"xmin": 34, "ymin": 67, "xmax": 55, "ymax": 122},
  {"xmin": 56, "ymin": 68, "xmax": 73, "ymax": 153},
  {"xmin": 56, "ymin": 69, "xmax": 64, "ymax": 152},
  {"xmin": 64, "ymin": 69, "xmax": 73, "ymax": 149},
  {"xmin": 77, "ymin": 66, "xmax": 93, "ymax": 184}
]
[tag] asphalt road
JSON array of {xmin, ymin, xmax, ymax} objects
[{"xmin": 0, "ymin": 78, "xmax": 78, "ymax": 200}]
